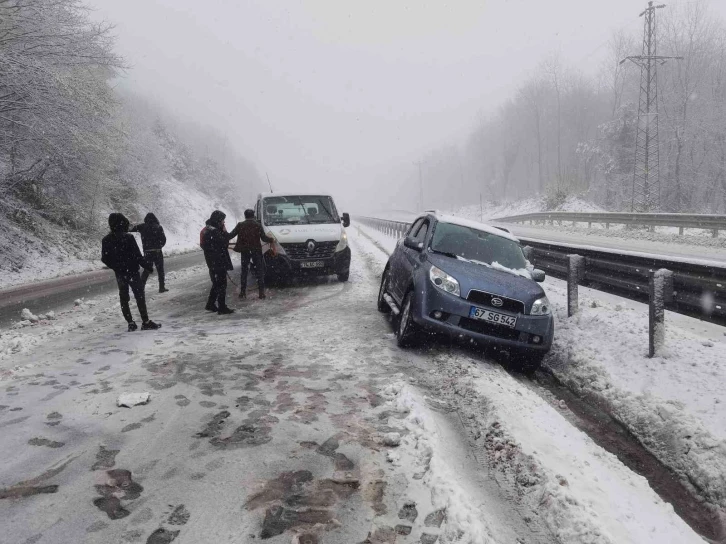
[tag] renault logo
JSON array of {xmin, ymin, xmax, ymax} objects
[
  {"xmin": 307, "ymin": 240, "xmax": 316, "ymax": 254},
  {"xmin": 491, "ymin": 297, "xmax": 504, "ymax": 307}
]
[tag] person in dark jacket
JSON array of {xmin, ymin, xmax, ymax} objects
[
  {"xmin": 231, "ymin": 209, "xmax": 274, "ymax": 299},
  {"xmin": 130, "ymin": 213, "xmax": 168, "ymax": 293},
  {"xmin": 201, "ymin": 210, "xmax": 237, "ymax": 315},
  {"xmin": 101, "ymin": 213, "xmax": 161, "ymax": 332}
]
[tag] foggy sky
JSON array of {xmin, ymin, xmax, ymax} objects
[{"xmin": 87, "ymin": 0, "xmax": 726, "ymax": 213}]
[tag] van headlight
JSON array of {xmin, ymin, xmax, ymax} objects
[
  {"xmin": 266, "ymin": 233, "xmax": 286, "ymax": 256},
  {"xmin": 530, "ymin": 296, "xmax": 551, "ymax": 315},
  {"xmin": 429, "ymin": 265, "xmax": 460, "ymax": 297},
  {"xmin": 335, "ymin": 230, "xmax": 348, "ymax": 252}
]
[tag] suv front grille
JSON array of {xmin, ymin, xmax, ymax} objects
[
  {"xmin": 458, "ymin": 317, "xmax": 521, "ymax": 340},
  {"xmin": 282, "ymin": 241, "xmax": 338, "ymax": 260},
  {"xmin": 466, "ymin": 290, "xmax": 525, "ymax": 314}
]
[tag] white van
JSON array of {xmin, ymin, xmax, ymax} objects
[{"xmin": 255, "ymin": 193, "xmax": 351, "ymax": 282}]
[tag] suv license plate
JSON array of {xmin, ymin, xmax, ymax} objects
[
  {"xmin": 469, "ymin": 306, "xmax": 517, "ymax": 328},
  {"xmin": 300, "ymin": 261, "xmax": 325, "ymax": 269}
]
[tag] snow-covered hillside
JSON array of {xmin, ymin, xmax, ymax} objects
[
  {"xmin": 0, "ymin": 178, "xmax": 240, "ymax": 291},
  {"xmin": 450, "ymin": 196, "xmax": 604, "ymax": 222}
]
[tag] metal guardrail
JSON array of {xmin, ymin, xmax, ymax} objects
[
  {"xmin": 495, "ymin": 211, "xmax": 726, "ymax": 237},
  {"xmin": 357, "ymin": 215, "xmax": 726, "ymax": 353}
]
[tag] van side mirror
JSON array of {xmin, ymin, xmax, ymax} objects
[
  {"xmin": 532, "ymin": 269, "xmax": 546, "ymax": 282},
  {"xmin": 403, "ymin": 237, "xmax": 423, "ymax": 251},
  {"xmin": 342, "ymin": 213, "xmax": 350, "ymax": 228}
]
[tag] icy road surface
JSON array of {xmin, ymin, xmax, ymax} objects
[{"xmin": 0, "ymin": 235, "xmax": 705, "ymax": 543}]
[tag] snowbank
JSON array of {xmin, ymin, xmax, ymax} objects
[
  {"xmin": 543, "ymin": 278, "xmax": 726, "ymax": 508},
  {"xmin": 0, "ymin": 177, "xmax": 235, "ymax": 290}
]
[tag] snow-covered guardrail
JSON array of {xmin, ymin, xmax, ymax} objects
[
  {"xmin": 357, "ymin": 215, "xmax": 726, "ymax": 356},
  {"xmin": 495, "ymin": 211, "xmax": 726, "ymax": 237}
]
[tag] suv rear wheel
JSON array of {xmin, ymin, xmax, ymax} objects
[{"xmin": 397, "ymin": 290, "xmax": 420, "ymax": 348}]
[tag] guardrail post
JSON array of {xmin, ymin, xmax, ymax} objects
[
  {"xmin": 679, "ymin": 227, "xmax": 684, "ymax": 235},
  {"xmin": 713, "ymin": 229, "xmax": 719, "ymax": 238},
  {"xmin": 567, "ymin": 254, "xmax": 585, "ymax": 317},
  {"xmin": 649, "ymin": 269, "xmax": 674, "ymax": 357}
]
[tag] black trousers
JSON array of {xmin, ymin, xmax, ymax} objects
[
  {"xmin": 141, "ymin": 250, "xmax": 165, "ymax": 290},
  {"xmin": 207, "ymin": 269, "xmax": 228, "ymax": 309},
  {"xmin": 239, "ymin": 249, "xmax": 265, "ymax": 294},
  {"xmin": 116, "ymin": 271, "xmax": 148, "ymax": 323}
]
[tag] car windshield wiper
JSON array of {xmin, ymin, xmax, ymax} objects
[{"xmin": 430, "ymin": 248, "xmax": 459, "ymax": 259}]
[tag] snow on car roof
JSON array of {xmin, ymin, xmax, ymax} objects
[
  {"xmin": 259, "ymin": 192, "xmax": 333, "ymax": 199},
  {"xmin": 430, "ymin": 213, "xmax": 520, "ymax": 242}
]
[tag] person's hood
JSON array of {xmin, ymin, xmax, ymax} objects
[
  {"xmin": 208, "ymin": 210, "xmax": 226, "ymax": 228},
  {"xmin": 108, "ymin": 213, "xmax": 129, "ymax": 234},
  {"xmin": 144, "ymin": 213, "xmax": 159, "ymax": 225}
]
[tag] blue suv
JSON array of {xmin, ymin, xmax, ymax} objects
[{"xmin": 377, "ymin": 212, "xmax": 554, "ymax": 371}]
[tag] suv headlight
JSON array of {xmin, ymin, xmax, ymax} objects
[
  {"xmin": 335, "ymin": 230, "xmax": 348, "ymax": 252},
  {"xmin": 530, "ymin": 296, "xmax": 551, "ymax": 315},
  {"xmin": 429, "ymin": 265, "xmax": 460, "ymax": 297}
]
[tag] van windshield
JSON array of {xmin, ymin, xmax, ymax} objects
[
  {"xmin": 262, "ymin": 195, "xmax": 339, "ymax": 226},
  {"xmin": 430, "ymin": 222, "xmax": 527, "ymax": 270}
]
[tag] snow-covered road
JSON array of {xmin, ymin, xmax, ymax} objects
[{"xmin": 0, "ymin": 232, "xmax": 709, "ymax": 544}]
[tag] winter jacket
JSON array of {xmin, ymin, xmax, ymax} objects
[
  {"xmin": 130, "ymin": 213, "xmax": 167, "ymax": 252},
  {"xmin": 101, "ymin": 232, "xmax": 151, "ymax": 277},
  {"xmin": 201, "ymin": 210, "xmax": 235, "ymax": 271},
  {"xmin": 232, "ymin": 219, "xmax": 273, "ymax": 252}
]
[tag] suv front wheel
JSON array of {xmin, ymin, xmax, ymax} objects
[
  {"xmin": 397, "ymin": 290, "xmax": 420, "ymax": 348},
  {"xmin": 377, "ymin": 268, "xmax": 391, "ymax": 313}
]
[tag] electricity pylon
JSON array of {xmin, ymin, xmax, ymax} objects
[{"xmin": 621, "ymin": 2, "xmax": 682, "ymax": 212}]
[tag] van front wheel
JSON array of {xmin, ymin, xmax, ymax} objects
[{"xmin": 337, "ymin": 271, "xmax": 349, "ymax": 282}]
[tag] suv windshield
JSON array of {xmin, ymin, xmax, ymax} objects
[
  {"xmin": 430, "ymin": 222, "xmax": 527, "ymax": 271},
  {"xmin": 262, "ymin": 195, "xmax": 340, "ymax": 226}
]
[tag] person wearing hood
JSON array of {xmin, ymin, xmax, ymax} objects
[
  {"xmin": 130, "ymin": 213, "xmax": 168, "ymax": 293},
  {"xmin": 101, "ymin": 213, "xmax": 161, "ymax": 332},
  {"xmin": 201, "ymin": 210, "xmax": 238, "ymax": 315}
]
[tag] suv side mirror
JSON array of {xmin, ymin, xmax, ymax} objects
[
  {"xmin": 403, "ymin": 236, "xmax": 423, "ymax": 251},
  {"xmin": 342, "ymin": 213, "xmax": 350, "ymax": 228},
  {"xmin": 531, "ymin": 269, "xmax": 546, "ymax": 282}
]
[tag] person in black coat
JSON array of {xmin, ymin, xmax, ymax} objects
[
  {"xmin": 101, "ymin": 213, "xmax": 161, "ymax": 331},
  {"xmin": 130, "ymin": 213, "xmax": 168, "ymax": 293},
  {"xmin": 231, "ymin": 209, "xmax": 274, "ymax": 299},
  {"xmin": 201, "ymin": 210, "xmax": 237, "ymax": 315}
]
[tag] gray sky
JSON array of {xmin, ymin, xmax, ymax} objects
[{"xmin": 88, "ymin": 0, "xmax": 726, "ymax": 212}]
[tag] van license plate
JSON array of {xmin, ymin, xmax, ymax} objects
[
  {"xmin": 300, "ymin": 261, "xmax": 325, "ymax": 269},
  {"xmin": 469, "ymin": 306, "xmax": 517, "ymax": 328}
]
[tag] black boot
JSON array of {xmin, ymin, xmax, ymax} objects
[
  {"xmin": 141, "ymin": 320, "xmax": 162, "ymax": 330},
  {"xmin": 218, "ymin": 307, "xmax": 235, "ymax": 315},
  {"xmin": 159, "ymin": 286, "xmax": 169, "ymax": 293},
  {"xmin": 205, "ymin": 304, "xmax": 218, "ymax": 312},
  {"xmin": 259, "ymin": 290, "xmax": 266, "ymax": 300},
  {"xmin": 128, "ymin": 321, "xmax": 138, "ymax": 332}
]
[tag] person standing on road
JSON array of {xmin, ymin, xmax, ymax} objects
[
  {"xmin": 231, "ymin": 209, "xmax": 274, "ymax": 299},
  {"xmin": 201, "ymin": 210, "xmax": 237, "ymax": 315},
  {"xmin": 130, "ymin": 213, "xmax": 168, "ymax": 293},
  {"xmin": 101, "ymin": 213, "xmax": 162, "ymax": 332}
]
